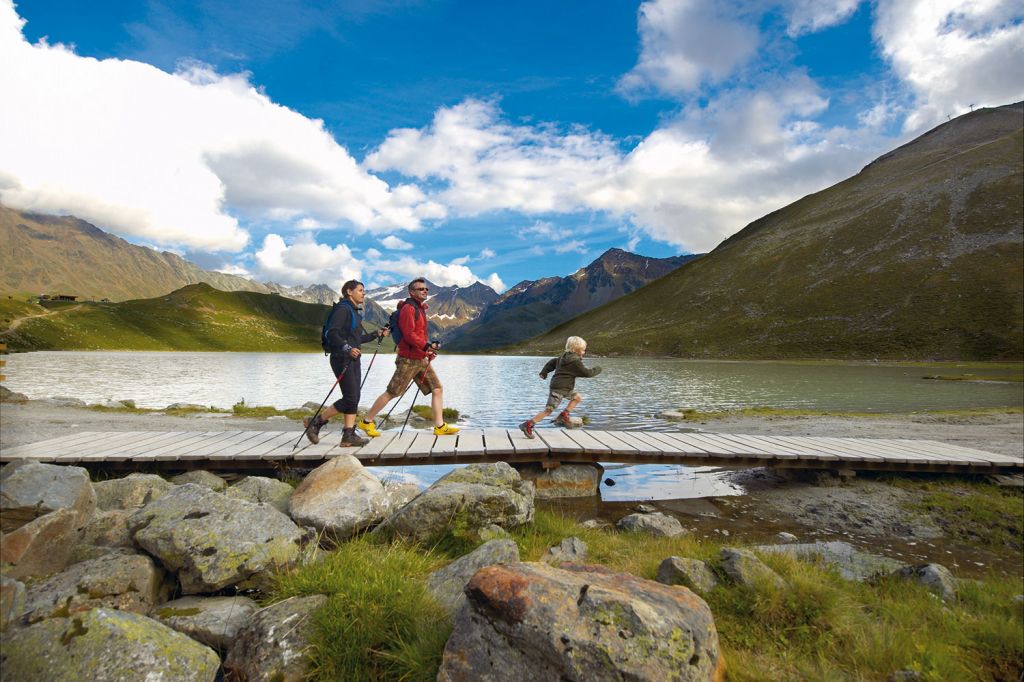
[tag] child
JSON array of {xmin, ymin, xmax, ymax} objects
[{"xmin": 519, "ymin": 336, "xmax": 602, "ymax": 439}]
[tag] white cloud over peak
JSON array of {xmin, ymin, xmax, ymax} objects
[
  {"xmin": 380, "ymin": 235, "xmax": 414, "ymax": 250},
  {"xmin": 618, "ymin": 0, "xmax": 760, "ymax": 97},
  {"xmin": 0, "ymin": 1, "xmax": 440, "ymax": 252},
  {"xmin": 364, "ymin": 254, "xmax": 507, "ymax": 292},
  {"xmin": 873, "ymin": 0, "xmax": 1024, "ymax": 132}
]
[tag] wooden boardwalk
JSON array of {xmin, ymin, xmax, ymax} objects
[{"xmin": 1, "ymin": 428, "xmax": 1021, "ymax": 474}]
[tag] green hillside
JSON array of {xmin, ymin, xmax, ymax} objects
[
  {"xmin": 508, "ymin": 103, "xmax": 1024, "ymax": 361},
  {"xmin": 0, "ymin": 284, "xmax": 392, "ymax": 352}
]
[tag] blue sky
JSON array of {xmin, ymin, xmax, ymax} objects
[{"xmin": 2, "ymin": 0, "xmax": 1022, "ymax": 292}]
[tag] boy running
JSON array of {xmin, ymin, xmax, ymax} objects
[{"xmin": 519, "ymin": 336, "xmax": 602, "ymax": 439}]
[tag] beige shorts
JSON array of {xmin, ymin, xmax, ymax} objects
[
  {"xmin": 386, "ymin": 356, "xmax": 442, "ymax": 396},
  {"xmin": 546, "ymin": 389, "xmax": 581, "ymax": 411}
]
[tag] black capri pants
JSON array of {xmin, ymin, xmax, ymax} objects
[{"xmin": 329, "ymin": 354, "xmax": 361, "ymax": 414}]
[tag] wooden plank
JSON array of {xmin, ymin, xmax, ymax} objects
[
  {"xmin": 431, "ymin": 431, "xmax": 458, "ymax": 458},
  {"xmin": 207, "ymin": 431, "xmax": 287, "ymax": 460},
  {"xmin": 482, "ymin": 428, "xmax": 516, "ymax": 456},
  {"xmin": 711, "ymin": 433, "xmax": 797, "ymax": 460},
  {"xmin": 813, "ymin": 437, "xmax": 917, "ymax": 464},
  {"xmin": 454, "ymin": 430, "xmax": 485, "ymax": 458},
  {"xmin": 180, "ymin": 431, "xmax": 259, "ymax": 460},
  {"xmin": 775, "ymin": 436, "xmax": 888, "ymax": 462},
  {"xmin": 883, "ymin": 439, "xmax": 1020, "ymax": 465},
  {"xmin": 647, "ymin": 432, "xmax": 716, "ymax": 456},
  {"xmin": 607, "ymin": 430, "xmax": 664, "ymax": 455},
  {"xmin": 379, "ymin": 432, "xmax": 417, "ymax": 460},
  {"xmin": 681, "ymin": 432, "xmax": 761, "ymax": 457},
  {"xmin": 403, "ymin": 432, "xmax": 437, "ymax": 459},
  {"xmin": 1, "ymin": 432, "xmax": 104, "ymax": 461},
  {"xmin": 850, "ymin": 438, "xmax": 973, "ymax": 466},
  {"xmin": 561, "ymin": 429, "xmax": 612, "ymax": 456},
  {"xmin": 751, "ymin": 435, "xmax": 843, "ymax": 462},
  {"xmin": 584, "ymin": 430, "xmax": 638, "ymax": 456},
  {"xmin": 921, "ymin": 441, "xmax": 1024, "ymax": 465},
  {"xmin": 69, "ymin": 431, "xmax": 178, "ymax": 462},
  {"xmin": 351, "ymin": 432, "xmax": 401, "ymax": 460},
  {"xmin": 131, "ymin": 432, "xmax": 224, "ymax": 462},
  {"xmin": 509, "ymin": 427, "xmax": 552, "ymax": 456},
  {"xmin": 294, "ymin": 439, "xmax": 346, "ymax": 461},
  {"xmin": 630, "ymin": 431, "xmax": 686, "ymax": 454},
  {"xmin": 242, "ymin": 432, "xmax": 307, "ymax": 460},
  {"xmin": 534, "ymin": 428, "xmax": 582, "ymax": 455}
]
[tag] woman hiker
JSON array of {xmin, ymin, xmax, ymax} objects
[{"xmin": 303, "ymin": 279, "xmax": 389, "ymax": 447}]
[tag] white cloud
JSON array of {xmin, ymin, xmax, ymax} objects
[
  {"xmin": 553, "ymin": 239, "xmax": 588, "ymax": 255},
  {"xmin": 254, "ymin": 233, "xmax": 364, "ymax": 286},
  {"xmin": 479, "ymin": 248, "xmax": 496, "ymax": 259},
  {"xmin": 0, "ymin": 1, "xmax": 441, "ymax": 252},
  {"xmin": 617, "ymin": 0, "xmax": 760, "ymax": 97},
  {"xmin": 364, "ymin": 254, "xmax": 506, "ymax": 292},
  {"xmin": 380, "ymin": 235, "xmax": 414, "ymax": 250},
  {"xmin": 784, "ymin": 0, "xmax": 861, "ymax": 37},
  {"xmin": 874, "ymin": 0, "xmax": 1024, "ymax": 131}
]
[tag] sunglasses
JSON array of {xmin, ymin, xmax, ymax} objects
[{"xmin": 412, "ymin": 287, "xmax": 429, "ymax": 292}]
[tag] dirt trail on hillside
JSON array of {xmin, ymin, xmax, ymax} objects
[{"xmin": 0, "ymin": 304, "xmax": 83, "ymax": 335}]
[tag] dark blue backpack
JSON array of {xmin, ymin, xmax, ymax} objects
[
  {"xmin": 388, "ymin": 298, "xmax": 420, "ymax": 347},
  {"xmin": 321, "ymin": 301, "xmax": 358, "ymax": 354}
]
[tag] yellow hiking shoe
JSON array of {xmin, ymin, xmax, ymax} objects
[
  {"xmin": 357, "ymin": 419, "xmax": 381, "ymax": 437},
  {"xmin": 433, "ymin": 423, "xmax": 459, "ymax": 436}
]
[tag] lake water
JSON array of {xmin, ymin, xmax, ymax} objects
[{"xmin": 5, "ymin": 352, "xmax": 1021, "ymax": 500}]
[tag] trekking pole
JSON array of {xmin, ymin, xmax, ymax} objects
[
  {"xmin": 292, "ymin": 362, "xmax": 349, "ymax": 451},
  {"xmin": 359, "ymin": 325, "xmax": 389, "ymax": 390},
  {"xmin": 399, "ymin": 353, "xmax": 435, "ymax": 437}
]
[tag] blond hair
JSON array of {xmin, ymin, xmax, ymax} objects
[{"xmin": 565, "ymin": 336, "xmax": 587, "ymax": 353}]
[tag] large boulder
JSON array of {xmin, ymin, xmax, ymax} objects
[
  {"xmin": 513, "ymin": 463, "xmax": 603, "ymax": 498},
  {"xmin": 541, "ymin": 536, "xmax": 588, "ymax": 565},
  {"xmin": 376, "ymin": 463, "xmax": 534, "ymax": 544},
  {"xmin": 171, "ymin": 470, "xmax": 227, "ymax": 491},
  {"xmin": 289, "ymin": 455, "xmax": 390, "ymax": 538},
  {"xmin": 617, "ymin": 512, "xmax": 687, "ymax": 538},
  {"xmin": 225, "ymin": 476, "xmax": 294, "ymax": 513},
  {"xmin": 20, "ymin": 550, "xmax": 170, "ymax": 624},
  {"xmin": 438, "ymin": 562, "xmax": 723, "ymax": 681},
  {"xmin": 154, "ymin": 596, "xmax": 260, "ymax": 650},
  {"xmin": 427, "ymin": 539, "xmax": 520, "ymax": 615},
  {"xmin": 92, "ymin": 473, "xmax": 174, "ymax": 511},
  {"xmin": 128, "ymin": 484, "xmax": 304, "ymax": 593},
  {"xmin": 892, "ymin": 563, "xmax": 958, "ymax": 601},
  {"xmin": 80, "ymin": 509, "xmax": 134, "ymax": 548},
  {"xmin": 720, "ymin": 548, "xmax": 786, "ymax": 590},
  {"xmin": 656, "ymin": 557, "xmax": 718, "ymax": 594},
  {"xmin": 382, "ymin": 480, "xmax": 420, "ymax": 509},
  {"xmin": 0, "ymin": 608, "xmax": 220, "ymax": 681},
  {"xmin": 0, "ymin": 508, "xmax": 84, "ymax": 579},
  {"xmin": 0, "ymin": 461, "xmax": 96, "ymax": 531},
  {"xmin": 0, "ymin": 576, "xmax": 26, "ymax": 632},
  {"xmin": 223, "ymin": 594, "xmax": 327, "ymax": 682}
]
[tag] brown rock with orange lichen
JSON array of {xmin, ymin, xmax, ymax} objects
[
  {"xmin": 288, "ymin": 454, "xmax": 389, "ymax": 537},
  {"xmin": 438, "ymin": 561, "xmax": 723, "ymax": 681}
]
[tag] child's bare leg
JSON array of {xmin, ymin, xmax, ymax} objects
[
  {"xmin": 563, "ymin": 395, "xmax": 582, "ymax": 414},
  {"xmin": 530, "ymin": 407, "xmax": 552, "ymax": 423}
]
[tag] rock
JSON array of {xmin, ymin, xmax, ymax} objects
[
  {"xmin": 154, "ymin": 596, "xmax": 260, "ymax": 650},
  {"xmin": 166, "ymin": 402, "xmax": 208, "ymax": 411},
  {"xmin": 0, "ymin": 460, "xmax": 96, "ymax": 531},
  {"xmin": 302, "ymin": 401, "xmax": 322, "ymax": 411},
  {"xmin": 512, "ymin": 463, "xmax": 602, "ymax": 499},
  {"xmin": 719, "ymin": 548, "xmax": 787, "ymax": 590},
  {"xmin": 67, "ymin": 543, "xmax": 124, "ymax": 564},
  {"xmin": 0, "ymin": 576, "xmax": 26, "ymax": 631},
  {"xmin": 0, "ymin": 608, "xmax": 220, "ymax": 681},
  {"xmin": 580, "ymin": 519, "xmax": 607, "ymax": 529},
  {"xmin": 93, "ymin": 473, "xmax": 174, "ymax": 511},
  {"xmin": 375, "ymin": 463, "xmax": 534, "ymax": 544},
  {"xmin": 756, "ymin": 541, "xmax": 903, "ymax": 581},
  {"xmin": 40, "ymin": 396, "xmax": 86, "ymax": 407},
  {"xmin": 657, "ymin": 410, "xmax": 689, "ymax": 420},
  {"xmin": 775, "ymin": 532, "xmax": 799, "ymax": 544},
  {"xmin": 224, "ymin": 594, "xmax": 327, "ymax": 682},
  {"xmin": 381, "ymin": 480, "xmax": 420, "ymax": 509},
  {"xmin": 225, "ymin": 476, "xmax": 294, "ymax": 513},
  {"xmin": 79, "ymin": 509, "xmax": 134, "ymax": 548},
  {"xmin": 427, "ymin": 539, "xmax": 520, "ymax": 615},
  {"xmin": 289, "ymin": 455, "xmax": 390, "ymax": 538},
  {"xmin": 476, "ymin": 524, "xmax": 511, "ymax": 541},
  {"xmin": 171, "ymin": 470, "xmax": 227, "ymax": 491},
  {"xmin": 656, "ymin": 556, "xmax": 718, "ymax": 594},
  {"xmin": 0, "ymin": 508, "xmax": 84, "ymax": 579},
  {"xmin": 888, "ymin": 670, "xmax": 923, "ymax": 681},
  {"xmin": 21, "ymin": 550, "xmax": 170, "ymax": 623},
  {"xmin": 128, "ymin": 484, "xmax": 304, "ymax": 593},
  {"xmin": 95, "ymin": 399, "xmax": 133, "ymax": 409},
  {"xmin": 0, "ymin": 385, "xmax": 28, "ymax": 403},
  {"xmin": 634, "ymin": 504, "xmax": 658, "ymax": 513},
  {"xmin": 541, "ymin": 536, "xmax": 588, "ymax": 565},
  {"xmin": 438, "ymin": 562, "xmax": 722, "ymax": 681},
  {"xmin": 893, "ymin": 563, "xmax": 958, "ymax": 601},
  {"xmin": 616, "ymin": 512, "xmax": 687, "ymax": 538}
]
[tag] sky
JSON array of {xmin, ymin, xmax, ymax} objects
[{"xmin": 1, "ymin": 0, "xmax": 1022, "ymax": 293}]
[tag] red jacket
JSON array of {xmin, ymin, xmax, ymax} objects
[{"xmin": 397, "ymin": 298, "xmax": 429, "ymax": 359}]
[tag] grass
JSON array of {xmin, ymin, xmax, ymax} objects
[
  {"xmin": 410, "ymin": 405, "xmax": 460, "ymax": 422},
  {"xmin": 83, "ymin": 398, "xmax": 313, "ymax": 420},
  {"xmin": 266, "ymin": 508, "xmax": 1023, "ymax": 680},
  {"xmin": 924, "ymin": 374, "xmax": 1024, "ymax": 382}
]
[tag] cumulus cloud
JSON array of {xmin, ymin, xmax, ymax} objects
[
  {"xmin": 0, "ymin": 1, "xmax": 440, "ymax": 252},
  {"xmin": 380, "ymin": 235, "xmax": 414, "ymax": 250},
  {"xmin": 617, "ymin": 0, "xmax": 760, "ymax": 97},
  {"xmin": 254, "ymin": 233, "xmax": 364, "ymax": 286},
  {"xmin": 784, "ymin": 0, "xmax": 861, "ymax": 37},
  {"xmin": 873, "ymin": 0, "xmax": 1024, "ymax": 131},
  {"xmin": 364, "ymin": 254, "xmax": 506, "ymax": 292}
]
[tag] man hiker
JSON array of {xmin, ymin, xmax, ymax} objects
[
  {"xmin": 358, "ymin": 277, "xmax": 460, "ymax": 436},
  {"xmin": 519, "ymin": 335, "xmax": 602, "ymax": 439},
  {"xmin": 303, "ymin": 279, "xmax": 389, "ymax": 447}
]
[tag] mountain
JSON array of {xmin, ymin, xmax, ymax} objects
[
  {"xmin": 444, "ymin": 249, "xmax": 699, "ymax": 351},
  {"xmin": 264, "ymin": 282, "xmax": 339, "ymax": 306},
  {"xmin": 367, "ymin": 279, "xmax": 499, "ymax": 336},
  {"xmin": 509, "ymin": 103, "xmax": 1024, "ymax": 361},
  {"xmin": 0, "ymin": 204, "xmax": 277, "ymax": 301}
]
